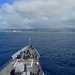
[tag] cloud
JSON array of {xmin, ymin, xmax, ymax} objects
[{"xmin": 0, "ymin": 0, "xmax": 75, "ymax": 29}]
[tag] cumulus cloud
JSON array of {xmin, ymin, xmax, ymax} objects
[{"xmin": 0, "ymin": 0, "xmax": 75, "ymax": 29}]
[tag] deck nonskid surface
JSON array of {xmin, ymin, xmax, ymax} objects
[{"xmin": 1, "ymin": 59, "xmax": 16, "ymax": 75}]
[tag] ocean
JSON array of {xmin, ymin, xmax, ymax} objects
[{"xmin": 0, "ymin": 32, "xmax": 75, "ymax": 75}]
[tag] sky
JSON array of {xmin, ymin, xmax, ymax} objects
[{"xmin": 0, "ymin": 0, "xmax": 75, "ymax": 29}]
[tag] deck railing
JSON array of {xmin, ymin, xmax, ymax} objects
[{"xmin": 34, "ymin": 48, "xmax": 40, "ymax": 59}]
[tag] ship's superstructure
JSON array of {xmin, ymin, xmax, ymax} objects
[{"xmin": 0, "ymin": 45, "xmax": 44, "ymax": 75}]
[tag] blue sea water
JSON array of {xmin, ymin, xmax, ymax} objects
[{"xmin": 0, "ymin": 32, "xmax": 75, "ymax": 75}]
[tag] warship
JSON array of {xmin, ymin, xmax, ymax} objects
[{"xmin": 0, "ymin": 44, "xmax": 44, "ymax": 75}]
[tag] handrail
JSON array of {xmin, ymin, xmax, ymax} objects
[{"xmin": 34, "ymin": 48, "xmax": 40, "ymax": 59}]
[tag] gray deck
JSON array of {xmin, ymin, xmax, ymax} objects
[
  {"xmin": 0, "ymin": 60, "xmax": 15, "ymax": 75},
  {"xmin": 0, "ymin": 45, "xmax": 44, "ymax": 75}
]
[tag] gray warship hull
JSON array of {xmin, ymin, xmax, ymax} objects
[{"xmin": 0, "ymin": 45, "xmax": 44, "ymax": 75}]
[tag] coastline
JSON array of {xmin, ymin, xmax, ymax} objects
[{"xmin": 0, "ymin": 29, "xmax": 75, "ymax": 33}]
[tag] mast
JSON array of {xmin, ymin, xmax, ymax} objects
[{"xmin": 29, "ymin": 38, "xmax": 31, "ymax": 44}]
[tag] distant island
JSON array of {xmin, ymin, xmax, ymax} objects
[
  {"xmin": 0, "ymin": 29, "xmax": 52, "ymax": 32},
  {"xmin": 0, "ymin": 29, "xmax": 75, "ymax": 32}
]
